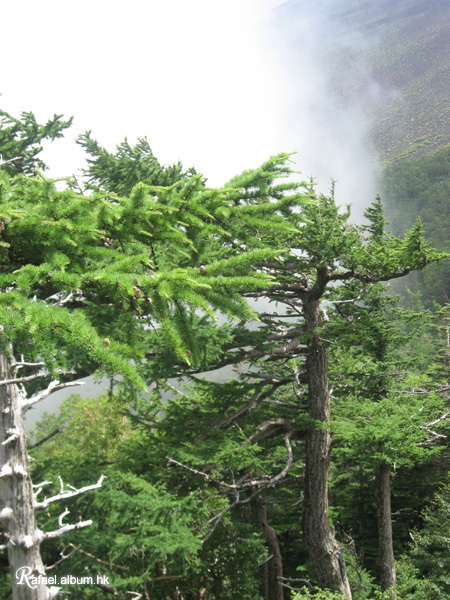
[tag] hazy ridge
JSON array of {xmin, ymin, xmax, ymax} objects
[{"xmin": 283, "ymin": 0, "xmax": 450, "ymax": 164}]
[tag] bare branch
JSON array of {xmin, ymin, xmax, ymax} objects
[
  {"xmin": 43, "ymin": 519, "xmax": 93, "ymax": 540},
  {"xmin": 400, "ymin": 385, "xmax": 450, "ymax": 396},
  {"xmin": 33, "ymin": 481, "xmax": 53, "ymax": 497},
  {"xmin": 278, "ymin": 576, "xmax": 314, "ymax": 592},
  {"xmin": 259, "ymin": 313, "xmax": 299, "ymax": 319},
  {"xmin": 65, "ymin": 542, "xmax": 130, "ymax": 572},
  {"xmin": 272, "ymin": 337, "xmax": 301, "ymax": 355},
  {"xmin": 29, "ymin": 426, "xmax": 65, "ymax": 450},
  {"xmin": 0, "ymin": 155, "xmax": 20, "ymax": 165},
  {"xmin": 268, "ymin": 327, "xmax": 305, "ymax": 341},
  {"xmin": 201, "ymin": 489, "xmax": 240, "ymax": 545},
  {"xmin": 279, "ymin": 582, "xmax": 308, "ymax": 592},
  {"xmin": 45, "ymin": 292, "xmax": 74, "ymax": 306},
  {"xmin": 97, "ymin": 582, "xmax": 118, "ymax": 596},
  {"xmin": 249, "ymin": 419, "xmax": 295, "ymax": 442},
  {"xmin": 58, "ymin": 508, "xmax": 70, "ymax": 527},
  {"xmin": 1, "ymin": 428, "xmax": 20, "ymax": 446},
  {"xmin": 262, "ymin": 399, "xmax": 301, "ymax": 409},
  {"xmin": 223, "ymin": 431, "xmax": 295, "ymax": 491},
  {"xmin": 46, "ymin": 544, "xmax": 81, "ymax": 571},
  {"xmin": 418, "ymin": 426, "xmax": 447, "ymax": 439},
  {"xmin": 256, "ymin": 554, "xmax": 274, "ymax": 568},
  {"xmin": 1, "ymin": 372, "xmax": 54, "ymax": 386},
  {"xmin": 35, "ymin": 475, "xmax": 105, "ymax": 509},
  {"xmin": 426, "ymin": 411, "xmax": 450, "ymax": 428},
  {"xmin": 199, "ymin": 484, "xmax": 263, "ymax": 545},
  {"xmin": 23, "ymin": 379, "xmax": 84, "ymax": 409},
  {"xmin": 169, "ymin": 432, "xmax": 295, "ymax": 492},
  {"xmin": 166, "ymin": 457, "xmax": 211, "ymax": 480},
  {"xmin": 12, "ymin": 360, "xmax": 46, "ymax": 372}
]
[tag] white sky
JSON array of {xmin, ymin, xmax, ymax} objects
[
  {"xmin": 1, "ymin": 0, "xmax": 290, "ymax": 186},
  {"xmin": 1, "ymin": 0, "xmax": 380, "ymax": 214}
]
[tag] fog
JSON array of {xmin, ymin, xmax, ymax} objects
[
  {"xmin": 19, "ymin": 0, "xmax": 385, "ymax": 428},
  {"xmin": 264, "ymin": 0, "xmax": 382, "ymax": 220}
]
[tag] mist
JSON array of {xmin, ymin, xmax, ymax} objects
[
  {"xmin": 16, "ymin": 0, "xmax": 388, "ymax": 424},
  {"xmin": 264, "ymin": 0, "xmax": 383, "ymax": 221}
]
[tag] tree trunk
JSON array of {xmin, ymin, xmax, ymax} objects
[
  {"xmin": 0, "ymin": 353, "xmax": 54, "ymax": 600},
  {"xmin": 251, "ymin": 494, "xmax": 285, "ymax": 600},
  {"xmin": 375, "ymin": 462, "xmax": 396, "ymax": 597},
  {"xmin": 301, "ymin": 296, "xmax": 352, "ymax": 598}
]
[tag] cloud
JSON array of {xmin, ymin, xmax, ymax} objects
[
  {"xmin": 266, "ymin": 0, "xmax": 382, "ymax": 219},
  {"xmin": 0, "ymin": 1, "xmax": 288, "ymax": 186},
  {"xmin": 1, "ymin": 0, "xmax": 380, "ymax": 214}
]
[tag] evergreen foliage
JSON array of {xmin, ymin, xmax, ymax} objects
[
  {"xmin": 382, "ymin": 144, "xmax": 450, "ymax": 305},
  {"xmin": 1, "ymin": 107, "xmax": 449, "ymax": 600},
  {"xmin": 77, "ymin": 132, "xmax": 193, "ymax": 195},
  {"xmin": 0, "ymin": 109, "xmax": 72, "ymax": 176},
  {"xmin": 0, "ymin": 163, "xmax": 282, "ymax": 379},
  {"xmin": 402, "ymin": 478, "xmax": 450, "ymax": 600}
]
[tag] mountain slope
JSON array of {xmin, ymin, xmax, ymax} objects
[{"xmin": 279, "ymin": 0, "xmax": 450, "ymax": 164}]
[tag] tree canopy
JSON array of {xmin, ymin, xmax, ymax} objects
[{"xmin": 0, "ymin": 109, "xmax": 449, "ymax": 600}]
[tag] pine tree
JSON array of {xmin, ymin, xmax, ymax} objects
[
  {"xmin": 0, "ymin": 123, "xmax": 289, "ymax": 599},
  {"xmin": 77, "ymin": 141, "xmax": 448, "ymax": 598},
  {"xmin": 177, "ymin": 178, "xmax": 447, "ymax": 598},
  {"xmin": 329, "ymin": 200, "xmax": 449, "ymax": 598},
  {"xmin": 0, "ymin": 110, "xmax": 72, "ymax": 177},
  {"xmin": 76, "ymin": 132, "xmax": 192, "ymax": 195}
]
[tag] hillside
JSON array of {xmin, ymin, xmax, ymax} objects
[
  {"xmin": 382, "ymin": 144, "xmax": 450, "ymax": 305},
  {"xmin": 274, "ymin": 0, "xmax": 449, "ymax": 304},
  {"xmin": 363, "ymin": 0, "xmax": 449, "ymax": 163},
  {"xmin": 332, "ymin": 0, "xmax": 450, "ymax": 163},
  {"xmin": 279, "ymin": 0, "xmax": 450, "ymax": 164}
]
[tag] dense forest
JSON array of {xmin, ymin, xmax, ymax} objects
[
  {"xmin": 382, "ymin": 144, "xmax": 450, "ymax": 306},
  {"xmin": 0, "ymin": 107, "xmax": 448, "ymax": 600}
]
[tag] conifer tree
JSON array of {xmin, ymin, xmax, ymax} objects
[
  {"xmin": 330, "ymin": 281, "xmax": 449, "ymax": 598},
  {"xmin": 0, "ymin": 110, "xmax": 72, "ymax": 177},
  {"xmin": 175, "ymin": 176, "xmax": 447, "ymax": 598},
  {"xmin": 77, "ymin": 141, "xmax": 448, "ymax": 598},
  {"xmin": 0, "ymin": 129, "xmax": 289, "ymax": 599},
  {"xmin": 76, "ymin": 132, "xmax": 192, "ymax": 195}
]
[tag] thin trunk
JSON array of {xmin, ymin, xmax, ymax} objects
[
  {"xmin": 251, "ymin": 494, "xmax": 284, "ymax": 600},
  {"xmin": 375, "ymin": 462, "xmax": 396, "ymax": 597},
  {"xmin": 301, "ymin": 296, "xmax": 352, "ymax": 598},
  {"xmin": 0, "ymin": 353, "xmax": 52, "ymax": 600}
]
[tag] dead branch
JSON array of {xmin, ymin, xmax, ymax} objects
[
  {"xmin": 35, "ymin": 475, "xmax": 105, "ymax": 509},
  {"xmin": 169, "ymin": 431, "xmax": 295, "ymax": 492},
  {"xmin": 29, "ymin": 425, "xmax": 65, "ymax": 449},
  {"xmin": 43, "ymin": 519, "xmax": 93, "ymax": 540},
  {"xmin": 249, "ymin": 419, "xmax": 295, "ymax": 443},
  {"xmin": 166, "ymin": 458, "xmax": 211, "ymax": 480},
  {"xmin": 66, "ymin": 542, "xmax": 130, "ymax": 572},
  {"xmin": 46, "ymin": 544, "xmax": 81, "ymax": 571},
  {"xmin": 0, "ymin": 372, "xmax": 55, "ymax": 386},
  {"xmin": 12, "ymin": 359, "xmax": 46, "ymax": 372},
  {"xmin": 278, "ymin": 576, "xmax": 314, "ymax": 592},
  {"xmin": 201, "ymin": 489, "xmax": 241, "ymax": 545},
  {"xmin": 426, "ymin": 411, "xmax": 450, "ymax": 427},
  {"xmin": 23, "ymin": 379, "xmax": 84, "ymax": 409}
]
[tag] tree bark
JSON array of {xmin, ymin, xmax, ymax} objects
[
  {"xmin": 301, "ymin": 296, "xmax": 352, "ymax": 598},
  {"xmin": 251, "ymin": 494, "xmax": 285, "ymax": 600},
  {"xmin": 374, "ymin": 462, "xmax": 396, "ymax": 597},
  {"xmin": 0, "ymin": 353, "xmax": 54, "ymax": 600}
]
